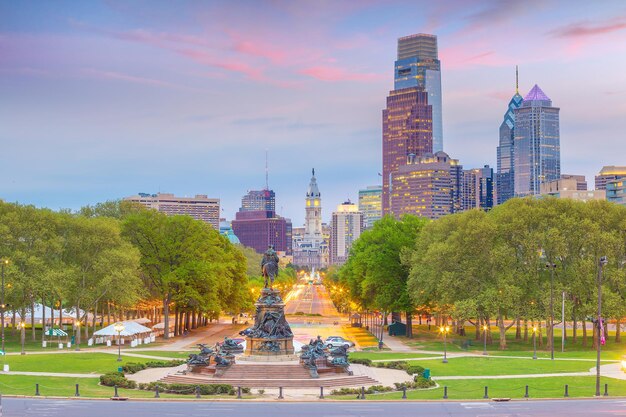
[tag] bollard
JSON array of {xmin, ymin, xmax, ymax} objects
[
  {"xmin": 319, "ymin": 386, "xmax": 324, "ymax": 399},
  {"xmin": 483, "ymin": 386, "xmax": 489, "ymax": 399},
  {"xmin": 155, "ymin": 384, "xmax": 160, "ymax": 398},
  {"xmin": 524, "ymin": 385, "xmax": 529, "ymax": 398},
  {"xmin": 360, "ymin": 386, "xmax": 365, "ymax": 400},
  {"xmin": 402, "ymin": 386, "xmax": 407, "ymax": 399},
  {"xmin": 35, "ymin": 383, "xmax": 40, "ymax": 396},
  {"xmin": 75, "ymin": 383, "xmax": 80, "ymax": 397},
  {"xmin": 278, "ymin": 387, "xmax": 284, "ymax": 400},
  {"xmin": 114, "ymin": 385, "xmax": 119, "ymax": 398},
  {"xmin": 237, "ymin": 386, "xmax": 242, "ymax": 399},
  {"xmin": 604, "ymin": 383, "xmax": 609, "ymax": 397},
  {"xmin": 443, "ymin": 386, "xmax": 448, "ymax": 399},
  {"xmin": 564, "ymin": 384, "xmax": 569, "ymax": 398},
  {"xmin": 195, "ymin": 386, "xmax": 201, "ymax": 399}
]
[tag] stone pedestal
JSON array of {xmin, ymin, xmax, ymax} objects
[{"xmin": 243, "ymin": 288, "xmax": 294, "ymax": 356}]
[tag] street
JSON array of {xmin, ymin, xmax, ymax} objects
[
  {"xmin": 284, "ymin": 283, "xmax": 340, "ymax": 318},
  {"xmin": 1, "ymin": 397, "xmax": 624, "ymax": 417}
]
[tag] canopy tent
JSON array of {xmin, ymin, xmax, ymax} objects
[
  {"xmin": 2, "ymin": 303, "xmax": 89, "ymax": 324},
  {"xmin": 45, "ymin": 328, "xmax": 68, "ymax": 337},
  {"xmin": 152, "ymin": 321, "xmax": 175, "ymax": 330},
  {"xmin": 93, "ymin": 321, "xmax": 152, "ymax": 338},
  {"xmin": 132, "ymin": 318, "xmax": 151, "ymax": 325}
]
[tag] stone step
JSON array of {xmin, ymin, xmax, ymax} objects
[{"xmin": 160, "ymin": 374, "xmax": 378, "ymax": 388}]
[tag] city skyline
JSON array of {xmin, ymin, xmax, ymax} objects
[{"xmin": 2, "ymin": 1, "xmax": 626, "ymax": 225}]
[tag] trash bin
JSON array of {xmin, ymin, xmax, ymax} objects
[
  {"xmin": 3, "ymin": 364, "xmax": 9, "ymax": 372},
  {"xmin": 423, "ymin": 369, "xmax": 431, "ymax": 379},
  {"xmin": 71, "ymin": 335, "xmax": 75, "ymax": 345},
  {"xmin": 42, "ymin": 341, "xmax": 47, "ymax": 348}
]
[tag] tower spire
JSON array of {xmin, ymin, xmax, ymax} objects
[
  {"xmin": 515, "ymin": 65, "xmax": 519, "ymax": 94},
  {"xmin": 312, "ymin": 167, "xmax": 315, "ymax": 177},
  {"xmin": 265, "ymin": 149, "xmax": 269, "ymax": 190}
]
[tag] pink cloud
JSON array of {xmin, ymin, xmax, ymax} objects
[
  {"xmin": 549, "ymin": 17, "xmax": 626, "ymax": 38},
  {"xmin": 80, "ymin": 68, "xmax": 180, "ymax": 88},
  {"xmin": 299, "ymin": 65, "xmax": 384, "ymax": 82}
]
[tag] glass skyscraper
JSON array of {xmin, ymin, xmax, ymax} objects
[
  {"xmin": 394, "ymin": 33, "xmax": 443, "ymax": 152},
  {"xmin": 496, "ymin": 69, "xmax": 523, "ymax": 205},
  {"xmin": 514, "ymin": 85, "xmax": 561, "ymax": 196}
]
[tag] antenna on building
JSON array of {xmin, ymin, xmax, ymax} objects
[
  {"xmin": 265, "ymin": 149, "xmax": 269, "ymax": 190},
  {"xmin": 516, "ymin": 65, "xmax": 519, "ymax": 94}
]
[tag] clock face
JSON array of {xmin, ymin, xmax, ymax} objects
[
  {"xmin": 306, "ymin": 200, "xmax": 311, "ymax": 207},
  {"xmin": 314, "ymin": 200, "xmax": 319, "ymax": 207}
]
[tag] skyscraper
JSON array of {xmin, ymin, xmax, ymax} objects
[
  {"xmin": 124, "ymin": 192, "xmax": 220, "ymax": 229},
  {"xmin": 382, "ymin": 87, "xmax": 433, "ymax": 214},
  {"xmin": 514, "ymin": 84, "xmax": 561, "ymax": 197},
  {"xmin": 496, "ymin": 68, "xmax": 523, "ymax": 205},
  {"xmin": 241, "ymin": 189, "xmax": 276, "ymax": 214},
  {"xmin": 595, "ymin": 166, "xmax": 626, "ymax": 190},
  {"xmin": 390, "ymin": 151, "xmax": 462, "ymax": 219},
  {"xmin": 462, "ymin": 165, "xmax": 494, "ymax": 211},
  {"xmin": 394, "ymin": 33, "xmax": 443, "ymax": 152},
  {"xmin": 358, "ymin": 185, "xmax": 382, "ymax": 229},
  {"xmin": 330, "ymin": 201, "xmax": 363, "ymax": 266},
  {"xmin": 293, "ymin": 169, "xmax": 327, "ymax": 269}
]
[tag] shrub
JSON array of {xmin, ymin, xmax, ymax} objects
[
  {"xmin": 136, "ymin": 382, "xmax": 249, "ymax": 396},
  {"xmin": 394, "ymin": 377, "xmax": 436, "ymax": 390},
  {"xmin": 405, "ymin": 365, "xmax": 425, "ymax": 375},
  {"xmin": 374, "ymin": 361, "xmax": 408, "ymax": 370},
  {"xmin": 145, "ymin": 360, "xmax": 185, "ymax": 368},
  {"xmin": 349, "ymin": 358, "xmax": 372, "ymax": 366},
  {"xmin": 330, "ymin": 385, "xmax": 394, "ymax": 395},
  {"xmin": 257, "ymin": 389, "xmax": 265, "ymax": 395},
  {"xmin": 100, "ymin": 372, "xmax": 136, "ymax": 389},
  {"xmin": 122, "ymin": 362, "xmax": 147, "ymax": 374}
]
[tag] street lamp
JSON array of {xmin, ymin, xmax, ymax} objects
[
  {"xmin": 440, "ymin": 325, "xmax": 450, "ymax": 363},
  {"xmin": 378, "ymin": 313, "xmax": 384, "ymax": 350},
  {"xmin": 75, "ymin": 321, "xmax": 81, "ymax": 351},
  {"xmin": 114, "ymin": 322, "xmax": 125, "ymax": 362},
  {"xmin": 532, "ymin": 326, "xmax": 538, "ymax": 360},
  {"xmin": 596, "ymin": 256, "xmax": 608, "ymax": 397},
  {"xmin": 1, "ymin": 259, "xmax": 8, "ymax": 354},
  {"xmin": 545, "ymin": 262, "xmax": 557, "ymax": 361},
  {"xmin": 482, "ymin": 324, "xmax": 488, "ymax": 356},
  {"xmin": 20, "ymin": 321, "xmax": 26, "ymax": 355}
]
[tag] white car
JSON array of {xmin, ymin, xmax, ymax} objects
[{"xmin": 324, "ymin": 336, "xmax": 355, "ymax": 349}]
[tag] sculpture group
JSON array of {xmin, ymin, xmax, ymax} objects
[{"xmin": 299, "ymin": 335, "xmax": 349, "ymax": 378}]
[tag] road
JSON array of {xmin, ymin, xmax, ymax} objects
[
  {"xmin": 284, "ymin": 283, "xmax": 339, "ymax": 318},
  {"xmin": 2, "ymin": 398, "xmax": 625, "ymax": 417}
]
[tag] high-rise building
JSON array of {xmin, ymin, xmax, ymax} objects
[
  {"xmin": 462, "ymin": 165, "xmax": 494, "ymax": 211},
  {"xmin": 560, "ymin": 174, "xmax": 587, "ymax": 191},
  {"xmin": 513, "ymin": 84, "xmax": 560, "ymax": 197},
  {"xmin": 540, "ymin": 178, "xmax": 605, "ymax": 202},
  {"xmin": 496, "ymin": 68, "xmax": 524, "ymax": 205},
  {"xmin": 231, "ymin": 188, "xmax": 291, "ymax": 255},
  {"xmin": 124, "ymin": 192, "xmax": 220, "ymax": 229},
  {"xmin": 293, "ymin": 169, "xmax": 327, "ymax": 269},
  {"xmin": 240, "ymin": 189, "xmax": 275, "ymax": 214},
  {"xmin": 394, "ymin": 33, "xmax": 443, "ymax": 152},
  {"xmin": 358, "ymin": 185, "xmax": 382, "ymax": 229},
  {"xmin": 330, "ymin": 201, "xmax": 363, "ymax": 266},
  {"xmin": 382, "ymin": 87, "xmax": 433, "ymax": 214},
  {"xmin": 595, "ymin": 166, "xmax": 626, "ymax": 190},
  {"xmin": 390, "ymin": 151, "xmax": 462, "ymax": 219},
  {"xmin": 607, "ymin": 180, "xmax": 626, "ymax": 206}
]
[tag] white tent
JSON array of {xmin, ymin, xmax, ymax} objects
[
  {"xmin": 93, "ymin": 321, "xmax": 152, "ymax": 337},
  {"xmin": 2, "ymin": 304, "xmax": 87, "ymax": 324},
  {"xmin": 132, "ymin": 318, "xmax": 151, "ymax": 325},
  {"xmin": 152, "ymin": 321, "xmax": 175, "ymax": 330}
]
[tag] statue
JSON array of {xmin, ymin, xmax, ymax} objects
[
  {"xmin": 261, "ymin": 245, "xmax": 279, "ymax": 288},
  {"xmin": 220, "ymin": 336, "xmax": 243, "ymax": 353}
]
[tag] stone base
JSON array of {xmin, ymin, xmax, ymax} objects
[{"xmin": 245, "ymin": 337, "xmax": 294, "ymax": 356}]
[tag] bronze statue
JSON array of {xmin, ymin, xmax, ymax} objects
[{"xmin": 261, "ymin": 245, "xmax": 279, "ymax": 288}]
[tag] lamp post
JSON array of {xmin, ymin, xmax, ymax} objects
[
  {"xmin": 75, "ymin": 321, "xmax": 81, "ymax": 351},
  {"xmin": 532, "ymin": 326, "xmax": 537, "ymax": 360},
  {"xmin": 378, "ymin": 312, "xmax": 384, "ymax": 350},
  {"xmin": 545, "ymin": 263, "xmax": 557, "ymax": 360},
  {"xmin": 114, "ymin": 322, "xmax": 125, "ymax": 362},
  {"xmin": 20, "ymin": 321, "xmax": 26, "ymax": 355},
  {"xmin": 1, "ymin": 259, "xmax": 8, "ymax": 354},
  {"xmin": 482, "ymin": 324, "xmax": 488, "ymax": 356},
  {"xmin": 596, "ymin": 256, "xmax": 608, "ymax": 397},
  {"xmin": 440, "ymin": 325, "xmax": 450, "ymax": 363}
]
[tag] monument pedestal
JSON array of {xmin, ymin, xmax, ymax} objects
[{"xmin": 243, "ymin": 288, "xmax": 294, "ymax": 357}]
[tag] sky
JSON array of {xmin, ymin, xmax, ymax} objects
[{"xmin": 1, "ymin": 0, "xmax": 626, "ymax": 226}]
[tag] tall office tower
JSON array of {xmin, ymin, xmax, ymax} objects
[
  {"xmin": 293, "ymin": 169, "xmax": 327, "ymax": 269},
  {"xmin": 607, "ymin": 180, "xmax": 626, "ymax": 206},
  {"xmin": 390, "ymin": 151, "xmax": 462, "ymax": 219},
  {"xmin": 240, "ymin": 189, "xmax": 276, "ymax": 214},
  {"xmin": 513, "ymin": 84, "xmax": 560, "ymax": 197},
  {"xmin": 395, "ymin": 33, "xmax": 443, "ymax": 152},
  {"xmin": 330, "ymin": 201, "xmax": 363, "ymax": 266},
  {"xmin": 560, "ymin": 174, "xmax": 587, "ymax": 191},
  {"xmin": 124, "ymin": 192, "xmax": 220, "ymax": 229},
  {"xmin": 358, "ymin": 185, "xmax": 383, "ymax": 229},
  {"xmin": 462, "ymin": 165, "xmax": 494, "ymax": 211},
  {"xmin": 595, "ymin": 166, "xmax": 626, "ymax": 190},
  {"xmin": 496, "ymin": 67, "xmax": 524, "ymax": 205},
  {"xmin": 382, "ymin": 87, "xmax": 433, "ymax": 214}
]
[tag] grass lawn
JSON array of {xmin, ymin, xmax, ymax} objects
[
  {"xmin": 0, "ymin": 375, "xmax": 252, "ymax": 399},
  {"xmin": 332, "ymin": 376, "xmax": 626, "ymax": 400},
  {"xmin": 350, "ymin": 352, "xmax": 441, "ymax": 361},
  {"xmin": 1, "ymin": 353, "xmax": 166, "ymax": 374}
]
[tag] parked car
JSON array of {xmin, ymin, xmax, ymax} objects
[{"xmin": 324, "ymin": 336, "xmax": 355, "ymax": 349}]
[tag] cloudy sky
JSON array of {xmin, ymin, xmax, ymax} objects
[{"xmin": 1, "ymin": 0, "xmax": 625, "ymax": 225}]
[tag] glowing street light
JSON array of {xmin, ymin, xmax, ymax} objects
[
  {"xmin": 114, "ymin": 322, "xmax": 125, "ymax": 362},
  {"xmin": 75, "ymin": 321, "xmax": 81, "ymax": 351},
  {"xmin": 482, "ymin": 324, "xmax": 488, "ymax": 356},
  {"xmin": 440, "ymin": 325, "xmax": 451, "ymax": 363}
]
